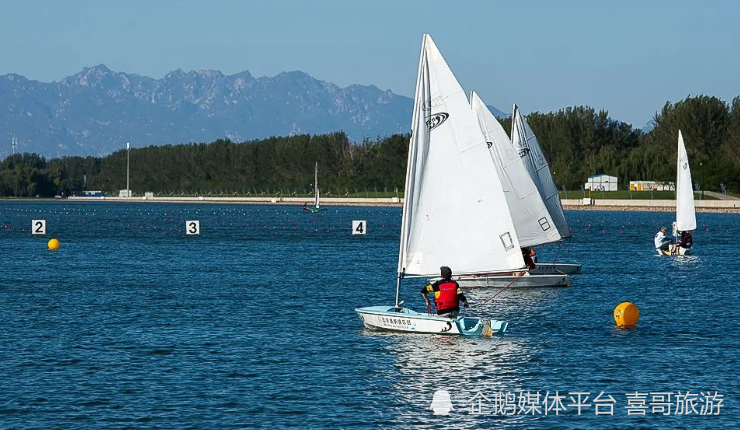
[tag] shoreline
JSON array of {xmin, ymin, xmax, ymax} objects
[
  {"xmin": 560, "ymin": 205, "xmax": 740, "ymax": 213},
  {"xmin": 3, "ymin": 196, "xmax": 740, "ymax": 213},
  {"xmin": 560, "ymin": 198, "xmax": 740, "ymax": 213}
]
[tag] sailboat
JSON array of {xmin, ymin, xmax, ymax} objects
[
  {"xmin": 355, "ymin": 34, "xmax": 525, "ymax": 336},
  {"xmin": 661, "ymin": 130, "xmax": 696, "ymax": 256},
  {"xmin": 510, "ymin": 104, "xmax": 582, "ymax": 275},
  {"xmin": 429, "ymin": 92, "xmax": 569, "ymax": 288},
  {"xmin": 303, "ymin": 161, "xmax": 326, "ymax": 213}
]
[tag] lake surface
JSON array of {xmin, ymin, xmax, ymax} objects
[{"xmin": 1, "ymin": 201, "xmax": 737, "ymax": 429}]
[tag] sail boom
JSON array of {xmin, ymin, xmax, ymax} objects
[{"xmin": 402, "ymin": 268, "xmax": 527, "ymax": 279}]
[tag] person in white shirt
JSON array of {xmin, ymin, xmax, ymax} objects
[{"xmin": 654, "ymin": 226, "xmax": 670, "ymax": 251}]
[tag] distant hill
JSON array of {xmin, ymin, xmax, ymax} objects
[
  {"xmin": 0, "ymin": 65, "xmax": 507, "ymax": 157},
  {"xmin": 641, "ymin": 119, "xmax": 657, "ymax": 133}
]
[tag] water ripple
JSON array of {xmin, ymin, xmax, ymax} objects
[{"xmin": 0, "ymin": 203, "xmax": 737, "ymax": 428}]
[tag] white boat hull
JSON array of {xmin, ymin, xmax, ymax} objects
[
  {"xmin": 354, "ymin": 306, "xmax": 508, "ymax": 336},
  {"xmin": 657, "ymin": 244, "xmax": 694, "ymax": 256},
  {"xmin": 429, "ymin": 273, "xmax": 571, "ymax": 288},
  {"xmin": 529, "ymin": 262, "xmax": 581, "ymax": 275}
]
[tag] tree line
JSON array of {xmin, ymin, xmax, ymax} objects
[{"xmin": 1, "ymin": 95, "xmax": 739, "ymax": 197}]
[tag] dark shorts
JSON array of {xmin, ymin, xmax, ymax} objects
[{"xmin": 438, "ymin": 308, "xmax": 460, "ymax": 318}]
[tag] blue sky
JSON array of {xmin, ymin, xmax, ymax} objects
[{"xmin": 1, "ymin": 0, "xmax": 737, "ymax": 127}]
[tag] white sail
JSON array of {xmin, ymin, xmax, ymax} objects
[
  {"xmin": 511, "ymin": 105, "xmax": 570, "ymax": 239},
  {"xmin": 397, "ymin": 34, "xmax": 525, "ymax": 277},
  {"xmin": 470, "ymin": 92, "xmax": 561, "ymax": 247},
  {"xmin": 676, "ymin": 130, "xmax": 696, "ymax": 231},
  {"xmin": 314, "ymin": 161, "xmax": 320, "ymax": 208}
]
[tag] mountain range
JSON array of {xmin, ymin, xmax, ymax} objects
[{"xmin": 0, "ymin": 65, "xmax": 508, "ymax": 158}]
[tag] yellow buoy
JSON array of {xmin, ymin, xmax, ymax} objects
[
  {"xmin": 614, "ymin": 302, "xmax": 639, "ymax": 327},
  {"xmin": 48, "ymin": 238, "xmax": 60, "ymax": 251}
]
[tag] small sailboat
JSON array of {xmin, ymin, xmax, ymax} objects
[
  {"xmin": 303, "ymin": 162, "xmax": 326, "ymax": 213},
  {"xmin": 355, "ymin": 34, "xmax": 524, "ymax": 336},
  {"xmin": 428, "ymin": 93, "xmax": 571, "ymax": 288},
  {"xmin": 433, "ymin": 91, "xmax": 569, "ymax": 289},
  {"xmin": 661, "ymin": 130, "xmax": 696, "ymax": 256},
  {"xmin": 510, "ymin": 104, "xmax": 582, "ymax": 275}
]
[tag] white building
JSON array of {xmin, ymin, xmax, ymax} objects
[
  {"xmin": 629, "ymin": 181, "xmax": 674, "ymax": 191},
  {"xmin": 584, "ymin": 174, "xmax": 618, "ymax": 191}
]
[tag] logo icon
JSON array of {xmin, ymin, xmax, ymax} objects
[
  {"xmin": 430, "ymin": 390, "xmax": 454, "ymax": 415},
  {"xmin": 425, "ymin": 113, "xmax": 449, "ymax": 131},
  {"xmin": 422, "ymin": 96, "xmax": 444, "ymax": 111}
]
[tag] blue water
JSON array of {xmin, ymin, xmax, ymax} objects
[{"xmin": 1, "ymin": 201, "xmax": 737, "ymax": 429}]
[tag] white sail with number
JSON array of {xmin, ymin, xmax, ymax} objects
[
  {"xmin": 511, "ymin": 105, "xmax": 570, "ymax": 239},
  {"xmin": 397, "ymin": 35, "xmax": 525, "ymax": 277},
  {"xmin": 676, "ymin": 130, "xmax": 696, "ymax": 232},
  {"xmin": 470, "ymin": 92, "xmax": 561, "ymax": 247}
]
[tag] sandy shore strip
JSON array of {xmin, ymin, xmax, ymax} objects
[
  {"xmin": 4, "ymin": 196, "xmax": 740, "ymax": 213},
  {"xmin": 561, "ymin": 205, "xmax": 740, "ymax": 213},
  {"xmin": 560, "ymin": 198, "xmax": 740, "ymax": 213}
]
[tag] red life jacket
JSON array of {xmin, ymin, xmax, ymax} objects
[{"xmin": 434, "ymin": 281, "xmax": 459, "ymax": 311}]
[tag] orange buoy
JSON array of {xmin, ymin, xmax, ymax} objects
[
  {"xmin": 614, "ymin": 302, "xmax": 640, "ymax": 327},
  {"xmin": 48, "ymin": 238, "xmax": 60, "ymax": 251}
]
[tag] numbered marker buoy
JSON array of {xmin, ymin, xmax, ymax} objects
[
  {"xmin": 186, "ymin": 220, "xmax": 200, "ymax": 235},
  {"xmin": 352, "ymin": 220, "xmax": 367, "ymax": 235},
  {"xmin": 32, "ymin": 219, "xmax": 46, "ymax": 235}
]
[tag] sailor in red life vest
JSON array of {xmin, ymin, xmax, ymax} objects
[{"xmin": 421, "ymin": 266, "xmax": 469, "ymax": 318}]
